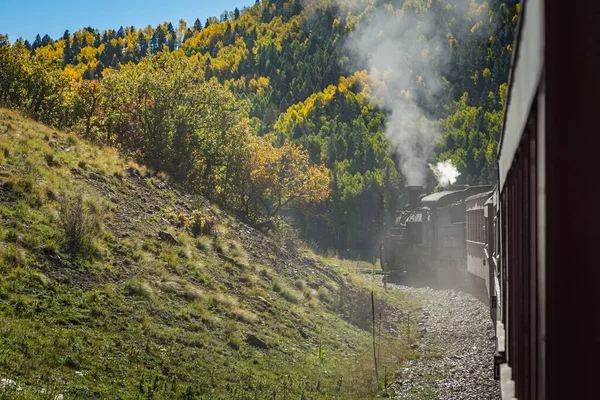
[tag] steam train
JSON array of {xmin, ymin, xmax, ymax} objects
[{"xmin": 381, "ymin": 0, "xmax": 599, "ymax": 398}]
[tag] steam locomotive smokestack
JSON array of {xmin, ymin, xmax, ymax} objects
[{"xmin": 407, "ymin": 186, "xmax": 423, "ymax": 209}]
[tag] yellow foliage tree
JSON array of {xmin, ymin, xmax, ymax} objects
[{"xmin": 249, "ymin": 136, "xmax": 330, "ymax": 218}]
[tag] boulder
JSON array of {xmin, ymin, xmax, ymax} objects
[
  {"xmin": 158, "ymin": 231, "xmax": 179, "ymax": 245},
  {"xmin": 245, "ymin": 333, "xmax": 268, "ymax": 349}
]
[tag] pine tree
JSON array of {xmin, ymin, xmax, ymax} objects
[
  {"xmin": 62, "ymin": 30, "xmax": 72, "ymax": 66},
  {"xmin": 137, "ymin": 32, "xmax": 148, "ymax": 57},
  {"xmin": 167, "ymin": 22, "xmax": 176, "ymax": 51},
  {"xmin": 234, "ymin": 8, "xmax": 240, "ymax": 20},
  {"xmin": 193, "ymin": 18, "xmax": 202, "ymax": 32},
  {"xmin": 71, "ymin": 34, "xmax": 81, "ymax": 64},
  {"xmin": 184, "ymin": 28, "xmax": 194, "ymax": 43},
  {"xmin": 32, "ymin": 34, "xmax": 42, "ymax": 50}
]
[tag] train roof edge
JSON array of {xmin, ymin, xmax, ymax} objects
[{"xmin": 421, "ymin": 186, "xmax": 494, "ymax": 208}]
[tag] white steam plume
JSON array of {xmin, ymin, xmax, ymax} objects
[
  {"xmin": 429, "ymin": 160, "xmax": 461, "ymax": 187},
  {"xmin": 340, "ymin": 5, "xmax": 450, "ymax": 185}
]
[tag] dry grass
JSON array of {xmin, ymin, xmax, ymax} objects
[
  {"xmin": 229, "ymin": 240, "xmax": 249, "ymax": 267},
  {"xmin": 124, "ymin": 278, "xmax": 153, "ymax": 299},
  {"xmin": 195, "ymin": 234, "xmax": 213, "ymax": 252},
  {"xmin": 273, "ymin": 281, "xmax": 301, "ymax": 304},
  {"xmin": 184, "ymin": 287, "xmax": 205, "ymax": 301},
  {"xmin": 231, "ymin": 307, "xmax": 258, "ymax": 324}
]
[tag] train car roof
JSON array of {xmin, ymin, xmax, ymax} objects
[
  {"xmin": 465, "ymin": 191, "xmax": 493, "ymax": 203},
  {"xmin": 421, "ymin": 186, "xmax": 493, "ymax": 208},
  {"xmin": 497, "ymin": 0, "xmax": 544, "ymax": 190}
]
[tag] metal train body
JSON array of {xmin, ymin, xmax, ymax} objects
[{"xmin": 382, "ymin": 0, "xmax": 599, "ymax": 398}]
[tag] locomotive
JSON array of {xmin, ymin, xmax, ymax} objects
[
  {"xmin": 380, "ymin": 0, "xmax": 600, "ymax": 398},
  {"xmin": 380, "ymin": 185, "xmax": 493, "ymax": 289}
]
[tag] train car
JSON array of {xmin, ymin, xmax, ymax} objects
[
  {"xmin": 491, "ymin": 0, "xmax": 599, "ymax": 398},
  {"xmin": 465, "ymin": 190, "xmax": 494, "ymax": 296}
]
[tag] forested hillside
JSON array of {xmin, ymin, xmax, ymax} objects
[{"xmin": 0, "ymin": 0, "xmax": 519, "ymax": 254}]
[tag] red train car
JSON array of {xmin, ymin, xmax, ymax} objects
[{"xmin": 490, "ymin": 0, "xmax": 599, "ymax": 398}]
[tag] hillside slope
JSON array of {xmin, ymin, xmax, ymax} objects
[{"xmin": 0, "ymin": 109, "xmax": 417, "ymax": 399}]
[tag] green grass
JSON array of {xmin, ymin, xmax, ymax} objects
[{"xmin": 0, "ymin": 108, "xmax": 421, "ymax": 399}]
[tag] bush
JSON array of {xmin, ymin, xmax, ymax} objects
[
  {"xmin": 58, "ymin": 192, "xmax": 101, "ymax": 258},
  {"xmin": 186, "ymin": 210, "xmax": 215, "ymax": 236}
]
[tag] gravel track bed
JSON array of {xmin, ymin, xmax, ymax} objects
[{"xmin": 391, "ymin": 284, "xmax": 500, "ymax": 400}]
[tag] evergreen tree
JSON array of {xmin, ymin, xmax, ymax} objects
[
  {"xmin": 137, "ymin": 32, "xmax": 148, "ymax": 57},
  {"xmin": 32, "ymin": 34, "xmax": 42, "ymax": 51},
  {"xmin": 234, "ymin": 8, "xmax": 240, "ymax": 20},
  {"xmin": 167, "ymin": 22, "xmax": 177, "ymax": 51},
  {"xmin": 71, "ymin": 33, "xmax": 81, "ymax": 64},
  {"xmin": 62, "ymin": 30, "xmax": 72, "ymax": 66},
  {"xmin": 184, "ymin": 28, "xmax": 194, "ymax": 43},
  {"xmin": 193, "ymin": 18, "xmax": 202, "ymax": 32},
  {"xmin": 41, "ymin": 34, "xmax": 53, "ymax": 47}
]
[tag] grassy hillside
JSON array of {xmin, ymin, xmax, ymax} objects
[{"xmin": 0, "ymin": 108, "xmax": 419, "ymax": 399}]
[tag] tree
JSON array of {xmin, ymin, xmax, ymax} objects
[
  {"xmin": 193, "ymin": 18, "xmax": 203, "ymax": 32},
  {"xmin": 137, "ymin": 32, "xmax": 148, "ymax": 57},
  {"xmin": 62, "ymin": 30, "xmax": 72, "ymax": 66},
  {"xmin": 234, "ymin": 8, "xmax": 240, "ymax": 20},
  {"xmin": 74, "ymin": 79, "xmax": 101, "ymax": 138},
  {"xmin": 249, "ymin": 136, "xmax": 331, "ymax": 218},
  {"xmin": 167, "ymin": 22, "xmax": 177, "ymax": 51},
  {"xmin": 41, "ymin": 34, "xmax": 53, "ymax": 47},
  {"xmin": 32, "ymin": 34, "xmax": 42, "ymax": 51}
]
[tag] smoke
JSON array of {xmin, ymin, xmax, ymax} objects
[
  {"xmin": 429, "ymin": 160, "xmax": 461, "ymax": 187},
  {"xmin": 338, "ymin": 4, "xmax": 451, "ymax": 185}
]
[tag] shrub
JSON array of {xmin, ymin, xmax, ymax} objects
[
  {"xmin": 186, "ymin": 210, "xmax": 215, "ymax": 236},
  {"xmin": 58, "ymin": 192, "xmax": 101, "ymax": 258}
]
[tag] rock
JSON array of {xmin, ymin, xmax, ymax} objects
[
  {"xmin": 257, "ymin": 296, "xmax": 272, "ymax": 308},
  {"xmin": 0, "ymin": 378, "xmax": 22, "ymax": 391},
  {"xmin": 245, "ymin": 333, "xmax": 268, "ymax": 349},
  {"xmin": 158, "ymin": 230, "xmax": 179, "ymax": 245},
  {"xmin": 298, "ymin": 328, "xmax": 309, "ymax": 339}
]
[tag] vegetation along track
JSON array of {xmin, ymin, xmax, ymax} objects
[{"xmin": 389, "ymin": 283, "xmax": 500, "ymax": 399}]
